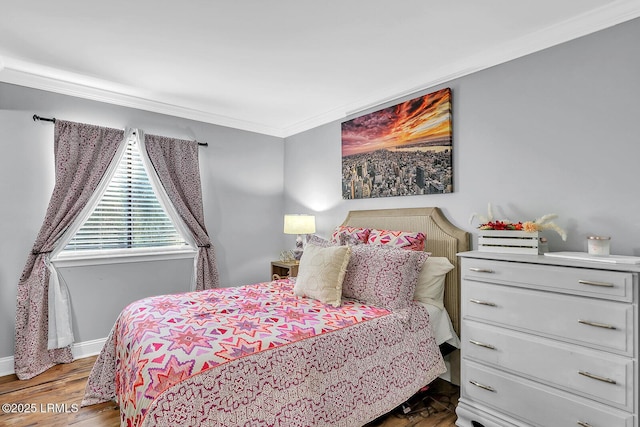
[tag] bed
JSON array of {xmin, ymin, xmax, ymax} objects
[{"xmin": 82, "ymin": 207, "xmax": 469, "ymax": 427}]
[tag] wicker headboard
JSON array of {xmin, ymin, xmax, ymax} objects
[{"xmin": 341, "ymin": 207, "xmax": 470, "ymax": 335}]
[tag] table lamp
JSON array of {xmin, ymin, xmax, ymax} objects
[{"xmin": 284, "ymin": 214, "xmax": 316, "ymax": 261}]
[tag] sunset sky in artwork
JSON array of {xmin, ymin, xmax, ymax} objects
[{"xmin": 341, "ymin": 88, "xmax": 452, "ymax": 157}]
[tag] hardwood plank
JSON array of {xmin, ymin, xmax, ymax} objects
[
  {"xmin": 0, "ymin": 356, "xmax": 458, "ymax": 427},
  {"xmin": 0, "ymin": 357, "xmax": 96, "ymax": 395}
]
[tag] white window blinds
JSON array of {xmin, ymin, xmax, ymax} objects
[{"xmin": 63, "ymin": 137, "xmax": 189, "ymax": 251}]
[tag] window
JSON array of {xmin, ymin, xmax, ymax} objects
[{"xmin": 63, "ymin": 136, "xmax": 189, "ymax": 253}]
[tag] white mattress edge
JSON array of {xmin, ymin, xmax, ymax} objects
[{"xmin": 417, "ymin": 301, "xmax": 461, "ymax": 348}]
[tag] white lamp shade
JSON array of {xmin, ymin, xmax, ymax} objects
[{"xmin": 284, "ymin": 214, "xmax": 316, "ymax": 234}]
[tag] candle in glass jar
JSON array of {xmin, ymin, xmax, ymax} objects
[{"xmin": 587, "ymin": 236, "xmax": 610, "ymax": 256}]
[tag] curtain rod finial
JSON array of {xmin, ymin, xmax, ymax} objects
[{"xmin": 33, "ymin": 114, "xmax": 56, "ymax": 123}]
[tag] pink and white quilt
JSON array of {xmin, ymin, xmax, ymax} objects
[{"xmin": 83, "ymin": 279, "xmax": 445, "ymax": 427}]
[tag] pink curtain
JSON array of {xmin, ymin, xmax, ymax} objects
[
  {"xmin": 144, "ymin": 134, "xmax": 220, "ymax": 290},
  {"xmin": 15, "ymin": 121, "xmax": 124, "ymax": 379}
]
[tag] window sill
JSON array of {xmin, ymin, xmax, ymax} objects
[{"xmin": 52, "ymin": 248, "xmax": 198, "ymax": 268}]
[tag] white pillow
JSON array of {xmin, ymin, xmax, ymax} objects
[
  {"xmin": 414, "ymin": 257, "xmax": 454, "ymax": 309},
  {"xmin": 294, "ymin": 243, "xmax": 351, "ymax": 307}
]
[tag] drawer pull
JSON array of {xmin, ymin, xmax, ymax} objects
[
  {"xmin": 469, "ymin": 380, "xmax": 496, "ymax": 392},
  {"xmin": 578, "ymin": 371, "xmax": 617, "ymax": 384},
  {"xmin": 577, "ymin": 422, "xmax": 593, "ymax": 427},
  {"xmin": 578, "ymin": 319, "xmax": 617, "ymax": 330},
  {"xmin": 469, "ymin": 299, "xmax": 497, "ymax": 307},
  {"xmin": 469, "ymin": 267, "xmax": 494, "ymax": 273},
  {"xmin": 469, "ymin": 339, "xmax": 496, "ymax": 350},
  {"xmin": 578, "ymin": 279, "xmax": 614, "ymax": 288}
]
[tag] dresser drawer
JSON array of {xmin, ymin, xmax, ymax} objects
[
  {"xmin": 462, "ymin": 280, "xmax": 634, "ymax": 355},
  {"xmin": 463, "ymin": 258, "xmax": 634, "ymax": 302},
  {"xmin": 462, "ymin": 361, "xmax": 634, "ymax": 427},
  {"xmin": 456, "ymin": 402, "xmax": 516, "ymax": 427},
  {"xmin": 463, "ymin": 321, "xmax": 635, "ymax": 411}
]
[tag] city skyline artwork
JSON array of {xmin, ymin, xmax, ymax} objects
[{"xmin": 341, "ymin": 87, "xmax": 452, "ymax": 199}]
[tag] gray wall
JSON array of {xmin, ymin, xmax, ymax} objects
[
  {"xmin": 284, "ymin": 19, "xmax": 640, "ymax": 257},
  {"xmin": 0, "ymin": 85, "xmax": 285, "ymax": 358},
  {"xmin": 2, "ymin": 17, "xmax": 639, "ymax": 362}
]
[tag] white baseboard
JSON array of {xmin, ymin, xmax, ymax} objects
[
  {"xmin": 0, "ymin": 337, "xmax": 107, "ymax": 377},
  {"xmin": 0, "ymin": 355, "xmax": 14, "ymax": 377},
  {"xmin": 70, "ymin": 337, "xmax": 108, "ymax": 360}
]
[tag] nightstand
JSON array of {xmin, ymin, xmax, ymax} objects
[{"xmin": 271, "ymin": 260, "xmax": 299, "ymax": 280}]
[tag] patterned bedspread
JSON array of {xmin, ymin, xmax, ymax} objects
[{"xmin": 83, "ymin": 279, "xmax": 445, "ymax": 427}]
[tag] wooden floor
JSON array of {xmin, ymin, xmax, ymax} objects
[
  {"xmin": 365, "ymin": 377, "xmax": 459, "ymax": 427},
  {"xmin": 0, "ymin": 356, "xmax": 458, "ymax": 427}
]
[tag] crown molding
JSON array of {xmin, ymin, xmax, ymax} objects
[
  {"xmin": 282, "ymin": 0, "xmax": 640, "ymax": 137},
  {"xmin": 2, "ymin": 1, "xmax": 639, "ymax": 139},
  {"xmin": 0, "ymin": 57, "xmax": 286, "ymax": 137}
]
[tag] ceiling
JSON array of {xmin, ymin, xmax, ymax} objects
[{"xmin": 1, "ymin": 1, "xmax": 639, "ymax": 137}]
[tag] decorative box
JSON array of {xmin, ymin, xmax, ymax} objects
[{"xmin": 478, "ymin": 230, "xmax": 545, "ymax": 255}]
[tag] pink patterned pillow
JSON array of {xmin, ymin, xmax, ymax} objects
[
  {"xmin": 342, "ymin": 245, "xmax": 429, "ymax": 310},
  {"xmin": 338, "ymin": 233, "xmax": 366, "ymax": 246},
  {"xmin": 367, "ymin": 228, "xmax": 426, "ymax": 251},
  {"xmin": 306, "ymin": 234, "xmax": 333, "ymax": 248},
  {"xmin": 330, "ymin": 226, "xmax": 370, "ymax": 245}
]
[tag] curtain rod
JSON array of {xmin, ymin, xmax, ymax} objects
[
  {"xmin": 33, "ymin": 114, "xmax": 56, "ymax": 123},
  {"xmin": 32, "ymin": 114, "xmax": 208, "ymax": 147}
]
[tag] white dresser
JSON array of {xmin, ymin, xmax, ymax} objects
[{"xmin": 456, "ymin": 251, "xmax": 638, "ymax": 427}]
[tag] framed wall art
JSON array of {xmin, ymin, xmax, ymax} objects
[{"xmin": 341, "ymin": 87, "xmax": 452, "ymax": 199}]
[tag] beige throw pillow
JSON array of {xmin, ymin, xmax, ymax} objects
[
  {"xmin": 414, "ymin": 256, "xmax": 454, "ymax": 309},
  {"xmin": 294, "ymin": 243, "xmax": 351, "ymax": 307}
]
